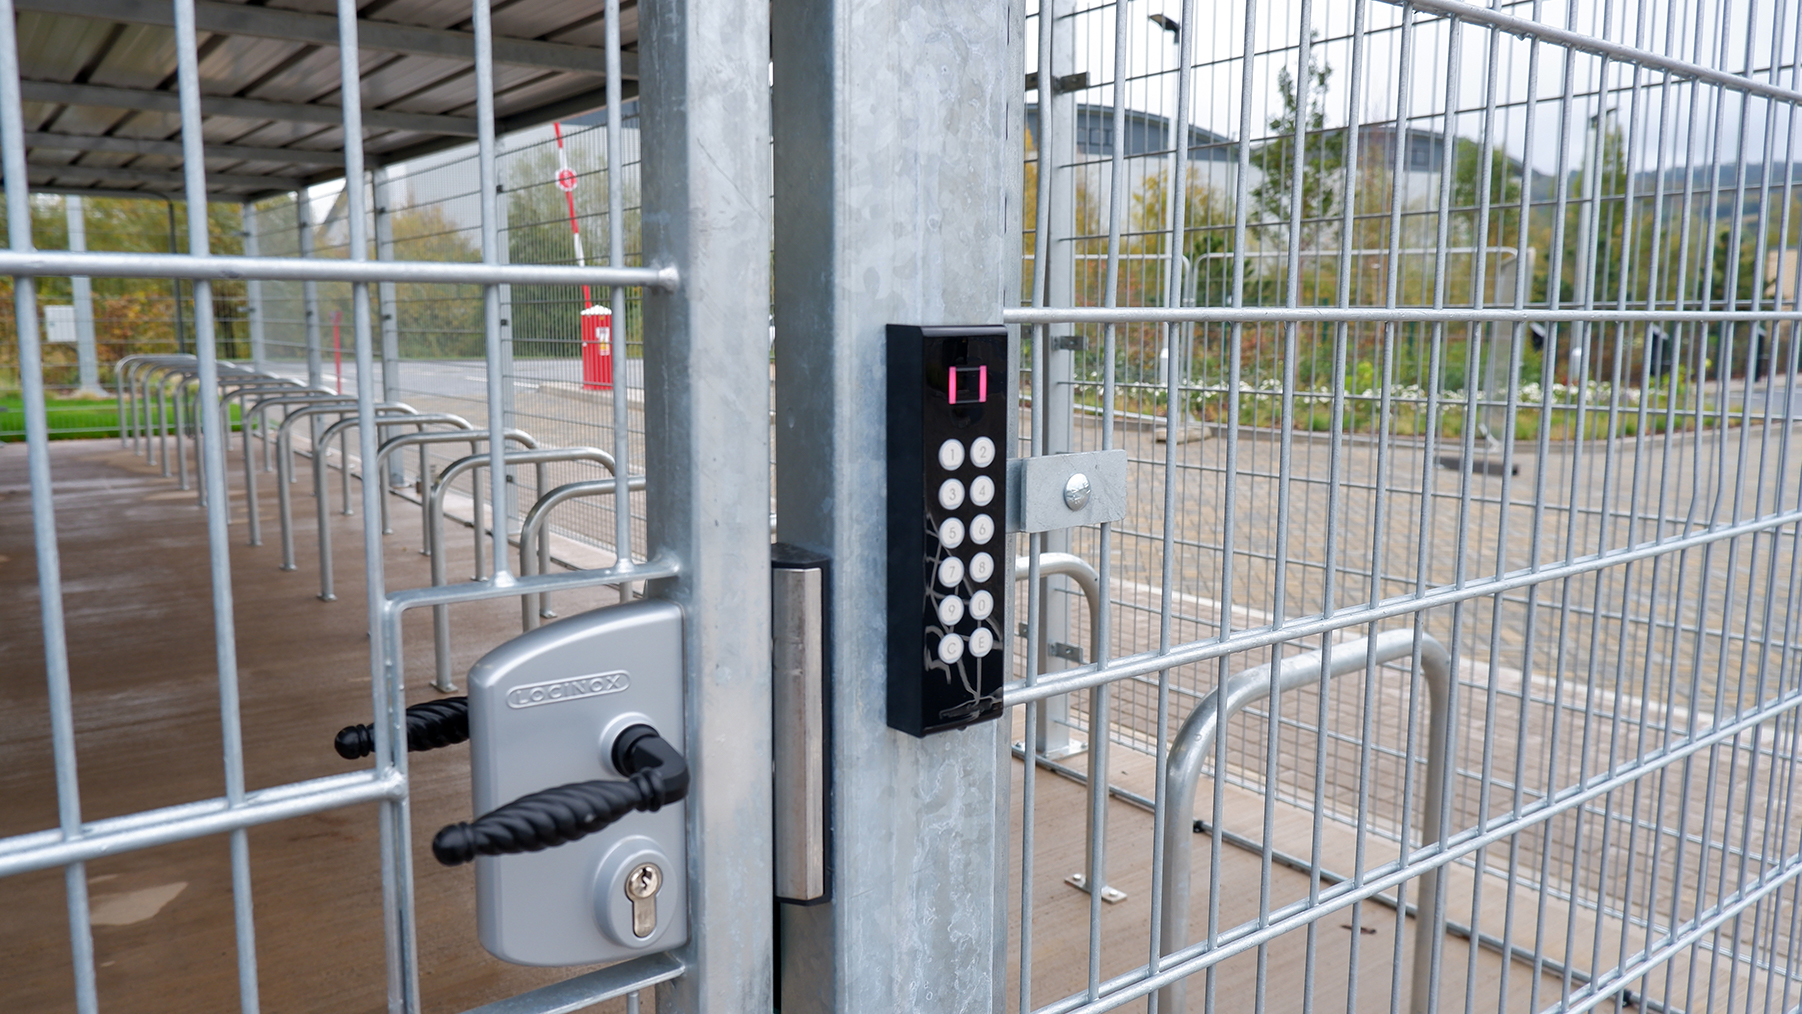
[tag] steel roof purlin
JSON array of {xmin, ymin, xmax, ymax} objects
[{"xmin": 12, "ymin": 0, "xmax": 637, "ymax": 199}]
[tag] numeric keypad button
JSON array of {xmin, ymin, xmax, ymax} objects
[
  {"xmin": 968, "ymin": 627, "xmax": 994, "ymax": 658},
  {"xmin": 970, "ymin": 474, "xmax": 995, "ymax": 506},
  {"xmin": 936, "ymin": 556, "xmax": 964, "ymax": 588},
  {"xmin": 937, "ymin": 439, "xmax": 965, "ymax": 471},
  {"xmin": 938, "ymin": 517, "xmax": 965, "ymax": 548},
  {"xmin": 969, "ymin": 551, "xmax": 994, "ymax": 583},
  {"xmin": 969, "ymin": 514, "xmax": 995, "ymax": 545},
  {"xmin": 937, "ymin": 478, "xmax": 965, "ymax": 510},
  {"xmin": 969, "ymin": 589, "xmax": 994, "ymax": 620},
  {"xmin": 937, "ymin": 632, "xmax": 965, "ymax": 665},
  {"xmin": 937, "ymin": 595, "xmax": 965, "ymax": 626},
  {"xmin": 970, "ymin": 436, "xmax": 996, "ymax": 468}
]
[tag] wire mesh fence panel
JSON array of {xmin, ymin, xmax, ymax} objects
[{"xmin": 1006, "ymin": 1, "xmax": 1802, "ymax": 1012}]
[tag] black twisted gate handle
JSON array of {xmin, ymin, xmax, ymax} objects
[
  {"xmin": 334, "ymin": 697, "xmax": 470, "ymax": 759},
  {"xmin": 431, "ymin": 724, "xmax": 689, "ymax": 867}
]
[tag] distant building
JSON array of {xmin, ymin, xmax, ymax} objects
[{"xmin": 1026, "ymin": 103, "xmax": 1234, "ymax": 162}]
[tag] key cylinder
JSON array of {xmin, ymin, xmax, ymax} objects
[
  {"xmin": 626, "ymin": 862, "xmax": 662, "ymax": 938},
  {"xmin": 594, "ymin": 836, "xmax": 677, "ymax": 948}
]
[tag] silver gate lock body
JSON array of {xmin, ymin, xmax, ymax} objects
[{"xmin": 466, "ymin": 599, "xmax": 687, "ymax": 966}]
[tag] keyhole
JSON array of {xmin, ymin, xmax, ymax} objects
[{"xmin": 625, "ymin": 862, "xmax": 662, "ymax": 938}]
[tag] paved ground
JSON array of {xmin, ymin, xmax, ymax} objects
[
  {"xmin": 0, "ymin": 440, "xmax": 639, "ymax": 1014},
  {"xmin": 231, "ymin": 360, "xmax": 1802, "ymax": 1011},
  {"xmin": 13, "ymin": 356, "xmax": 1802, "ymax": 1012}
]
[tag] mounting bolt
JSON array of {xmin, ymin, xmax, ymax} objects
[{"xmin": 1063, "ymin": 472, "xmax": 1091, "ymax": 511}]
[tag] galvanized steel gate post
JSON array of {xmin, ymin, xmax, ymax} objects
[
  {"xmin": 770, "ymin": 1, "xmax": 1021, "ymax": 1010},
  {"xmin": 640, "ymin": 0, "xmax": 777, "ymax": 1010}
]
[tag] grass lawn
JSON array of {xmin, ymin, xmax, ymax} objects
[{"xmin": 1, "ymin": 396, "xmax": 241, "ymax": 442}]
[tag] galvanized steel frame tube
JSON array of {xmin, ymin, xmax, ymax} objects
[
  {"xmin": 770, "ymin": 0, "xmax": 1017, "ymax": 1010},
  {"xmin": 327, "ymin": 5, "xmax": 420, "ymax": 1007},
  {"xmin": 1033, "ymin": 0, "xmax": 1082, "ymax": 764},
  {"xmin": 604, "ymin": 0, "xmax": 631, "ymax": 597},
  {"xmin": 636, "ymin": 0, "xmax": 776, "ymax": 1007},
  {"xmin": 469, "ymin": 0, "xmax": 512, "ymax": 583},
  {"xmin": 1021, "ymin": 3, "xmax": 1056, "ymax": 1010},
  {"xmin": 171, "ymin": 1, "xmax": 261, "ymax": 1007},
  {"xmin": 0, "ymin": 249, "xmax": 675, "ymax": 289},
  {"xmin": 0, "ymin": 3, "xmax": 99, "ymax": 1008}
]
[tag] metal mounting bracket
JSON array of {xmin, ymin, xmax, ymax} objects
[{"xmin": 1010, "ymin": 449, "xmax": 1128, "ymax": 533}]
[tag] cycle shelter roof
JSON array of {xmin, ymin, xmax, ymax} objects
[{"xmin": 11, "ymin": 0, "xmax": 636, "ymax": 201}]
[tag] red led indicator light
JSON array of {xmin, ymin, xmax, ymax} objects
[{"xmin": 948, "ymin": 365, "xmax": 987, "ymax": 405}]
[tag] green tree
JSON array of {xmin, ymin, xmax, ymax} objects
[
  {"xmin": 1249, "ymin": 50, "xmax": 1345, "ymax": 254},
  {"xmin": 2, "ymin": 195, "xmax": 248, "ymax": 390},
  {"xmin": 387, "ymin": 203, "xmax": 485, "ymax": 359}
]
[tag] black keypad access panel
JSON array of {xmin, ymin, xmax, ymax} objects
[{"xmin": 887, "ymin": 324, "xmax": 1008, "ymax": 737}]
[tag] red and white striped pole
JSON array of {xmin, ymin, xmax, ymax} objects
[{"xmin": 555, "ymin": 122, "xmax": 612, "ymax": 390}]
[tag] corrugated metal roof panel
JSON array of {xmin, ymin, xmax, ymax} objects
[{"xmin": 16, "ymin": 0, "xmax": 627, "ymax": 196}]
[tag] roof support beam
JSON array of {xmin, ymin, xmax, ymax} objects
[
  {"xmin": 29, "ymin": 162, "xmax": 297, "ymax": 192},
  {"xmin": 19, "ymin": 79, "xmax": 478, "ymax": 136},
  {"xmin": 24, "ymin": 131, "xmax": 345, "ymax": 166},
  {"xmin": 13, "ymin": 0, "xmax": 629, "ymax": 78}
]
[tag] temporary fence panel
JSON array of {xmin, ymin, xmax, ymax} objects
[{"xmin": 1006, "ymin": 1, "xmax": 1802, "ymax": 1013}]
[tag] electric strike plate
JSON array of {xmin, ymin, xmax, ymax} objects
[{"xmin": 772, "ymin": 544, "xmax": 830, "ymax": 904}]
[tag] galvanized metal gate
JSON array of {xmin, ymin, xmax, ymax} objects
[
  {"xmin": 1003, "ymin": 0, "xmax": 1802, "ymax": 1012},
  {"xmin": 0, "ymin": 0, "xmax": 770, "ymax": 1011}
]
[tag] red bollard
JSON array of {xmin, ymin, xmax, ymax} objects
[{"xmin": 581, "ymin": 305, "xmax": 613, "ymax": 391}]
